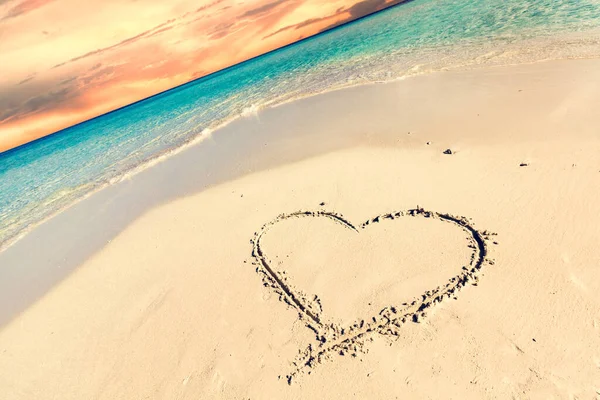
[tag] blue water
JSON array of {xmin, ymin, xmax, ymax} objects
[{"xmin": 1, "ymin": 0, "xmax": 599, "ymax": 250}]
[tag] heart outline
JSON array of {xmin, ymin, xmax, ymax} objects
[{"xmin": 250, "ymin": 207, "xmax": 493, "ymax": 383}]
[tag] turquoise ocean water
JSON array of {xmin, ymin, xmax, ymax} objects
[{"xmin": 1, "ymin": 0, "xmax": 600, "ymax": 250}]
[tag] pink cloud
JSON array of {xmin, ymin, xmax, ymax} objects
[{"xmin": 0, "ymin": 0, "xmax": 410, "ymax": 152}]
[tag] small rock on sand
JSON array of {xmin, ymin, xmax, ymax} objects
[{"xmin": 443, "ymin": 149, "xmax": 453, "ymax": 155}]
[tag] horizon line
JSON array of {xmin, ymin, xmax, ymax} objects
[{"xmin": 2, "ymin": 0, "xmax": 413, "ymax": 156}]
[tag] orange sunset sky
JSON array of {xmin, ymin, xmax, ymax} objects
[{"xmin": 0, "ymin": 0, "xmax": 405, "ymax": 153}]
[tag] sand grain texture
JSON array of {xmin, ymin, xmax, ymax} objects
[{"xmin": 1, "ymin": 59, "xmax": 600, "ymax": 399}]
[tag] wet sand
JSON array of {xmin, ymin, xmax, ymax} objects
[{"xmin": 1, "ymin": 58, "xmax": 600, "ymax": 399}]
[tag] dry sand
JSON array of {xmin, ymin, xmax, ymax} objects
[{"xmin": 1, "ymin": 58, "xmax": 600, "ymax": 399}]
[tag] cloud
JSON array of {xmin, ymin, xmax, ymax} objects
[
  {"xmin": 17, "ymin": 74, "xmax": 35, "ymax": 85},
  {"xmin": 195, "ymin": 0, "xmax": 226, "ymax": 14},
  {"xmin": 203, "ymin": 0, "xmax": 301, "ymax": 41},
  {"xmin": 22, "ymin": 87, "xmax": 74, "ymax": 113},
  {"xmin": 250, "ymin": 0, "xmax": 305, "ymax": 34},
  {"xmin": 346, "ymin": 0, "xmax": 386, "ymax": 18},
  {"xmin": 1, "ymin": 62, "xmax": 114, "ymax": 124},
  {"xmin": 0, "ymin": 85, "xmax": 77, "ymax": 124},
  {"xmin": 207, "ymin": 21, "xmax": 236, "ymax": 40},
  {"xmin": 52, "ymin": 22, "xmax": 176, "ymax": 69},
  {"xmin": 318, "ymin": 0, "xmax": 410, "ymax": 33},
  {"xmin": 263, "ymin": 14, "xmax": 338, "ymax": 39},
  {"xmin": 0, "ymin": 0, "xmax": 56, "ymax": 21},
  {"xmin": 264, "ymin": 0, "xmax": 411, "ymax": 40},
  {"xmin": 239, "ymin": 0, "xmax": 289, "ymax": 18},
  {"xmin": 178, "ymin": 0, "xmax": 227, "ymax": 23},
  {"xmin": 80, "ymin": 65, "xmax": 115, "ymax": 86},
  {"xmin": 1, "ymin": 0, "xmax": 415, "ymax": 152},
  {"xmin": 1, "ymin": 48, "xmax": 199, "ymax": 127},
  {"xmin": 59, "ymin": 76, "xmax": 76, "ymax": 85},
  {"xmin": 49, "ymin": 0, "xmax": 230, "ymax": 70}
]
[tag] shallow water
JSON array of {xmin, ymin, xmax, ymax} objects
[{"xmin": 1, "ymin": 0, "xmax": 600, "ymax": 251}]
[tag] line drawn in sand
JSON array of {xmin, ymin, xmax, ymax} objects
[{"xmin": 250, "ymin": 207, "xmax": 496, "ymax": 384}]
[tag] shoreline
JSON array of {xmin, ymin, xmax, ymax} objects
[
  {"xmin": 1, "ymin": 56, "xmax": 600, "ymax": 398},
  {"xmin": 1, "ymin": 57, "xmax": 600, "ymax": 327},
  {"xmin": 2, "ymin": 28, "xmax": 600, "ymax": 255}
]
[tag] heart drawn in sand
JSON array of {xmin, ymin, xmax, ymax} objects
[{"xmin": 250, "ymin": 208, "xmax": 495, "ymax": 384}]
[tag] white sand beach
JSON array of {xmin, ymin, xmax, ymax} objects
[{"xmin": 1, "ymin": 58, "xmax": 600, "ymax": 399}]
